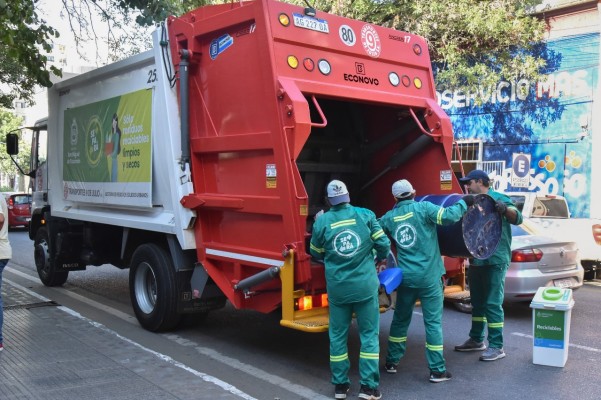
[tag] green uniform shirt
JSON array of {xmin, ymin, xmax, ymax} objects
[
  {"xmin": 380, "ymin": 199, "xmax": 467, "ymax": 288},
  {"xmin": 310, "ymin": 204, "xmax": 391, "ymax": 304},
  {"xmin": 470, "ymin": 190, "xmax": 523, "ymax": 267}
]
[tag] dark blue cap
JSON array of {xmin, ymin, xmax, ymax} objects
[{"xmin": 459, "ymin": 169, "xmax": 490, "ymax": 183}]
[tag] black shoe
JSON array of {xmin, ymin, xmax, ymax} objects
[
  {"xmin": 384, "ymin": 363, "xmax": 397, "ymax": 374},
  {"xmin": 334, "ymin": 383, "xmax": 350, "ymax": 399},
  {"xmin": 429, "ymin": 370, "xmax": 452, "ymax": 383},
  {"xmin": 454, "ymin": 338, "xmax": 486, "ymax": 352},
  {"xmin": 359, "ymin": 385, "xmax": 382, "ymax": 400}
]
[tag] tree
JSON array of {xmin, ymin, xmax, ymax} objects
[
  {"xmin": 0, "ymin": 0, "xmax": 61, "ymax": 108},
  {"xmin": 0, "ymin": 109, "xmax": 31, "ymax": 190}
]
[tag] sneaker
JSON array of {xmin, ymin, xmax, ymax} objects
[
  {"xmin": 359, "ymin": 385, "xmax": 382, "ymax": 400},
  {"xmin": 479, "ymin": 347, "xmax": 506, "ymax": 361},
  {"xmin": 334, "ymin": 383, "xmax": 350, "ymax": 399},
  {"xmin": 454, "ymin": 338, "xmax": 486, "ymax": 352},
  {"xmin": 429, "ymin": 370, "xmax": 452, "ymax": 383},
  {"xmin": 0, "ymin": 343, "xmax": 3, "ymax": 352},
  {"xmin": 384, "ymin": 363, "xmax": 397, "ymax": 374}
]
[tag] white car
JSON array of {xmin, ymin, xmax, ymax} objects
[{"xmin": 504, "ymin": 224, "xmax": 584, "ymax": 302}]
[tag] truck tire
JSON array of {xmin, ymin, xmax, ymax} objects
[
  {"xmin": 129, "ymin": 243, "xmax": 181, "ymax": 332},
  {"xmin": 34, "ymin": 227, "xmax": 69, "ymax": 286}
]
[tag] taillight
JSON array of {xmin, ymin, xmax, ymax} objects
[
  {"xmin": 593, "ymin": 224, "xmax": 601, "ymax": 246},
  {"xmin": 295, "ymin": 293, "xmax": 328, "ymax": 310},
  {"xmin": 511, "ymin": 248, "xmax": 543, "ymax": 262},
  {"xmin": 7, "ymin": 197, "xmax": 13, "ymax": 209}
]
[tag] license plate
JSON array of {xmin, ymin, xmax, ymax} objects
[
  {"xmin": 292, "ymin": 13, "xmax": 329, "ymax": 33},
  {"xmin": 554, "ymin": 278, "xmax": 575, "ymax": 288}
]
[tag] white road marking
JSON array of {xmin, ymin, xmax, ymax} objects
[
  {"xmin": 6, "ymin": 266, "xmax": 137, "ymax": 323},
  {"xmin": 4, "ymin": 278, "xmax": 258, "ymax": 400},
  {"xmin": 5, "ymin": 267, "xmax": 331, "ymax": 399},
  {"xmin": 163, "ymin": 334, "xmax": 331, "ymax": 400},
  {"xmin": 511, "ymin": 332, "xmax": 601, "ymax": 353}
]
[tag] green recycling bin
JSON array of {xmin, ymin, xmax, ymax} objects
[{"xmin": 530, "ymin": 287, "xmax": 574, "ymax": 367}]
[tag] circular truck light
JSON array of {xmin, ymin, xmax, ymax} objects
[
  {"xmin": 303, "ymin": 58, "xmax": 315, "ymax": 71},
  {"xmin": 318, "ymin": 59, "xmax": 331, "ymax": 75},
  {"xmin": 279, "ymin": 13, "xmax": 290, "ymax": 27},
  {"xmin": 401, "ymin": 75, "xmax": 411, "ymax": 87},
  {"xmin": 413, "ymin": 44, "xmax": 422, "ymax": 55},
  {"xmin": 389, "ymin": 72, "xmax": 400, "ymax": 87},
  {"xmin": 414, "ymin": 77, "xmax": 422, "ymax": 89},
  {"xmin": 287, "ymin": 55, "xmax": 299, "ymax": 69}
]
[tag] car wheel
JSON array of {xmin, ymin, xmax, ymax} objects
[
  {"xmin": 129, "ymin": 243, "xmax": 181, "ymax": 332},
  {"xmin": 34, "ymin": 227, "xmax": 69, "ymax": 286}
]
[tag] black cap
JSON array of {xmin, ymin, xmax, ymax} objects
[{"xmin": 459, "ymin": 169, "xmax": 490, "ymax": 183}]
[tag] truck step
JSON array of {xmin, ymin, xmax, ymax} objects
[
  {"xmin": 443, "ymin": 290, "xmax": 471, "ymax": 303},
  {"xmin": 280, "ymin": 315, "xmax": 329, "ymax": 333}
]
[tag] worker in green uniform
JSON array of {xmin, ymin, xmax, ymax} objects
[
  {"xmin": 380, "ymin": 179, "xmax": 474, "ymax": 383},
  {"xmin": 454, "ymin": 169, "xmax": 522, "ymax": 361},
  {"xmin": 310, "ymin": 180, "xmax": 390, "ymax": 400}
]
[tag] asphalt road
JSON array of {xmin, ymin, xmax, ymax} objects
[{"xmin": 5, "ymin": 228, "xmax": 601, "ymax": 400}]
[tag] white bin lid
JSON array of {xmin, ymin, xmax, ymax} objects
[{"xmin": 530, "ymin": 287, "xmax": 574, "ymax": 310}]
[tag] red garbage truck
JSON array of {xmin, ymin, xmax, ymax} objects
[{"xmin": 11, "ymin": 0, "xmax": 469, "ymax": 332}]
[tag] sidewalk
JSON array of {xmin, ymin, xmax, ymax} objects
[{"xmin": 0, "ymin": 280, "xmax": 253, "ymax": 400}]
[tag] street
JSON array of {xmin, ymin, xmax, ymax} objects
[{"xmin": 3, "ymin": 228, "xmax": 601, "ymax": 400}]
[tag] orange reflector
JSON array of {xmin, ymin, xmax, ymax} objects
[
  {"xmin": 287, "ymin": 55, "xmax": 299, "ymax": 69},
  {"xmin": 321, "ymin": 293, "xmax": 329, "ymax": 307},
  {"xmin": 303, "ymin": 58, "xmax": 315, "ymax": 71},
  {"xmin": 279, "ymin": 13, "xmax": 290, "ymax": 26},
  {"xmin": 295, "ymin": 293, "xmax": 328, "ymax": 310},
  {"xmin": 413, "ymin": 44, "xmax": 422, "ymax": 55},
  {"xmin": 414, "ymin": 77, "xmax": 422, "ymax": 89},
  {"xmin": 297, "ymin": 296, "xmax": 313, "ymax": 310},
  {"xmin": 593, "ymin": 224, "xmax": 601, "ymax": 245}
]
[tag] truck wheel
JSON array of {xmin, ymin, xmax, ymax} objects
[
  {"xmin": 129, "ymin": 243, "xmax": 181, "ymax": 332},
  {"xmin": 34, "ymin": 227, "xmax": 69, "ymax": 286}
]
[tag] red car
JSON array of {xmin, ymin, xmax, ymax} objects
[{"xmin": 4, "ymin": 193, "xmax": 32, "ymax": 229}]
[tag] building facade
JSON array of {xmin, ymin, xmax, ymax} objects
[{"xmin": 439, "ymin": 0, "xmax": 600, "ymax": 218}]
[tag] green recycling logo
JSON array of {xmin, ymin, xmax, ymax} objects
[
  {"xmin": 333, "ymin": 230, "xmax": 361, "ymax": 257},
  {"xmin": 395, "ymin": 223, "xmax": 417, "ymax": 248}
]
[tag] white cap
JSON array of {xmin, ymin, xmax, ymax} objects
[
  {"xmin": 392, "ymin": 179, "xmax": 415, "ymax": 199},
  {"xmin": 327, "ymin": 180, "xmax": 350, "ymax": 205}
]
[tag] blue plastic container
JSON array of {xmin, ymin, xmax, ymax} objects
[{"xmin": 415, "ymin": 193, "xmax": 501, "ymax": 259}]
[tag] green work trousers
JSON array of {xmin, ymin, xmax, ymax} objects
[
  {"xmin": 329, "ymin": 295, "xmax": 380, "ymax": 389},
  {"xmin": 385, "ymin": 280, "xmax": 446, "ymax": 373},
  {"xmin": 468, "ymin": 263, "xmax": 508, "ymax": 349}
]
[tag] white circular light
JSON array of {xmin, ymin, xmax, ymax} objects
[
  {"xmin": 389, "ymin": 72, "xmax": 400, "ymax": 87},
  {"xmin": 318, "ymin": 59, "xmax": 331, "ymax": 75}
]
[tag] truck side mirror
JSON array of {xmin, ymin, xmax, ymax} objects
[{"xmin": 6, "ymin": 133, "xmax": 19, "ymax": 155}]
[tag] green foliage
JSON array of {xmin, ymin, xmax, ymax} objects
[
  {"xmin": 0, "ymin": 109, "xmax": 30, "ymax": 180},
  {"xmin": 0, "ymin": 0, "xmax": 62, "ymax": 108}
]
